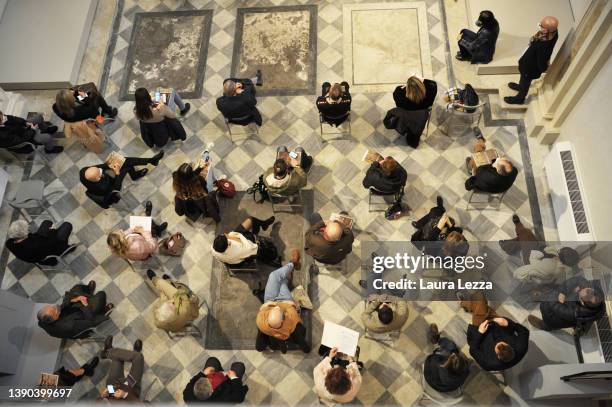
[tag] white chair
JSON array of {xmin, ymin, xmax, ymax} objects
[
  {"xmin": 221, "ymin": 257, "xmax": 258, "ymax": 277},
  {"xmin": 6, "ymin": 180, "xmax": 61, "ymax": 222},
  {"xmin": 268, "ymin": 189, "xmax": 304, "ymax": 213},
  {"xmin": 368, "ymin": 186, "xmax": 403, "ymax": 212},
  {"xmin": 441, "ymin": 102, "xmax": 486, "ymax": 137},
  {"xmin": 466, "ymin": 188, "xmax": 507, "ymax": 210},
  {"xmin": 224, "ymin": 115, "xmax": 259, "ymax": 142},
  {"xmin": 319, "ymin": 112, "xmax": 351, "ymax": 142}
]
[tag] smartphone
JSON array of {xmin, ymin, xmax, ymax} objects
[
  {"xmin": 154, "ymin": 91, "xmax": 161, "ymax": 102},
  {"xmin": 289, "ymin": 151, "xmax": 298, "ymax": 159},
  {"xmin": 107, "ymin": 385, "xmax": 115, "ymax": 394}
]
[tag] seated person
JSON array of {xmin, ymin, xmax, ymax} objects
[
  {"xmin": 211, "ymin": 216, "xmax": 276, "ymax": 265},
  {"xmin": 456, "ymin": 10, "xmax": 500, "ymax": 64},
  {"xmin": 183, "ymin": 356, "xmax": 248, "ymax": 403},
  {"xmin": 316, "ymin": 82, "xmax": 352, "ymax": 125},
  {"xmin": 393, "ymin": 75, "xmax": 437, "ymax": 111},
  {"xmin": 362, "ymin": 154, "xmax": 407, "ymax": 195},
  {"xmin": 528, "ymin": 276, "xmax": 606, "ymax": 331},
  {"xmin": 53, "ymin": 357, "xmax": 99, "ymax": 387},
  {"xmin": 424, "ymin": 324, "xmax": 470, "ymax": 393},
  {"xmin": 313, "ymin": 346, "xmax": 362, "ymax": 404},
  {"xmin": 443, "ymin": 84, "xmax": 479, "ymax": 112},
  {"xmin": 305, "ymin": 212, "xmax": 354, "ymax": 265},
  {"xmin": 146, "ymin": 269, "xmax": 200, "ymax": 333},
  {"xmin": 134, "ymin": 87, "xmax": 190, "ymax": 121},
  {"xmin": 0, "ymin": 110, "xmax": 62, "ymax": 154},
  {"xmin": 360, "ymin": 295, "xmax": 408, "ymax": 334},
  {"xmin": 98, "ymin": 336, "xmax": 144, "ymax": 402},
  {"xmin": 499, "ymin": 214, "xmax": 544, "ymax": 265},
  {"xmin": 173, "ymin": 151, "xmax": 220, "ymax": 223},
  {"xmin": 80, "ymin": 151, "xmax": 164, "ymax": 209},
  {"xmin": 216, "ymin": 75, "xmax": 262, "ymax": 126},
  {"xmin": 513, "ymin": 246, "xmax": 579, "ymax": 284},
  {"xmin": 465, "ymin": 138, "xmax": 518, "ymax": 193},
  {"xmin": 459, "ymin": 292, "xmax": 529, "ymax": 371},
  {"xmin": 107, "ymin": 202, "xmax": 168, "ymax": 261},
  {"xmin": 411, "ymin": 197, "xmax": 465, "ymax": 252},
  {"xmin": 37, "ymin": 281, "xmax": 113, "ymax": 339},
  {"xmin": 6, "ymin": 219, "xmax": 74, "ymax": 265},
  {"xmin": 256, "ymin": 253, "xmax": 311, "ymax": 354},
  {"xmin": 264, "ymin": 146, "xmax": 312, "ymax": 196},
  {"xmin": 53, "ymin": 87, "xmax": 117, "ymax": 123}
]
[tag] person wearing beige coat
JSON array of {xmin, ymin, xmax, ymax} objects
[
  {"xmin": 147, "ymin": 270, "xmax": 200, "ymax": 333},
  {"xmin": 361, "ymin": 294, "xmax": 409, "ymax": 334}
]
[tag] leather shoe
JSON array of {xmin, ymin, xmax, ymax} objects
[
  {"xmin": 133, "ymin": 339, "xmax": 143, "ymax": 352},
  {"xmin": 146, "ymin": 269, "xmax": 156, "ymax": 280},
  {"xmin": 44, "ymin": 146, "xmax": 64, "ymax": 154},
  {"xmin": 262, "ymin": 216, "xmax": 275, "ymax": 231},
  {"xmin": 84, "ymin": 356, "xmax": 99, "ymax": 376},
  {"xmin": 290, "ymin": 249, "xmax": 301, "ymax": 271},
  {"xmin": 145, "ymin": 201, "xmax": 153, "ymax": 217},
  {"xmin": 103, "ymin": 335, "xmax": 113, "ymax": 354},
  {"xmin": 42, "ymin": 125, "xmax": 59, "ymax": 134},
  {"xmin": 528, "ymin": 315, "xmax": 549, "ymax": 330},
  {"xmin": 512, "ymin": 214, "xmax": 520, "ymax": 224},
  {"xmin": 87, "ymin": 280, "xmax": 96, "ymax": 294},
  {"xmin": 507, "ymin": 82, "xmax": 520, "ymax": 91},
  {"xmin": 359, "ymin": 279, "xmax": 367, "ymax": 289},
  {"xmin": 151, "ymin": 150, "xmax": 164, "ymax": 166},
  {"xmin": 179, "ymin": 103, "xmax": 191, "ymax": 116},
  {"xmin": 132, "ymin": 169, "xmax": 148, "ymax": 180},
  {"xmin": 104, "ymin": 303, "xmax": 114, "ymax": 314},
  {"xmin": 428, "ymin": 323, "xmax": 440, "ymax": 344},
  {"xmin": 162, "ymin": 274, "xmax": 171, "ymax": 280},
  {"xmin": 156, "ymin": 222, "xmax": 168, "ymax": 235},
  {"xmin": 436, "ymin": 195, "xmax": 444, "ymax": 208},
  {"xmin": 504, "ymin": 96, "xmax": 525, "ymax": 105},
  {"xmin": 455, "ymin": 52, "xmax": 469, "ymax": 61}
]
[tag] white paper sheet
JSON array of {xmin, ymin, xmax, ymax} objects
[
  {"xmin": 129, "ymin": 216, "xmax": 152, "ymax": 231},
  {"xmin": 321, "ymin": 321, "xmax": 360, "ymax": 356}
]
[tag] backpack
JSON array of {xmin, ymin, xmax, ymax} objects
[
  {"xmin": 385, "ymin": 190, "xmax": 405, "ymax": 220},
  {"xmin": 460, "ymin": 84, "xmax": 479, "ymax": 113},
  {"xmin": 246, "ymin": 174, "xmax": 269, "ymax": 203}
]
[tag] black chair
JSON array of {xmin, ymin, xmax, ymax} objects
[
  {"xmin": 319, "ymin": 112, "xmax": 351, "ymax": 141},
  {"xmin": 139, "ymin": 117, "xmax": 186, "ymax": 148},
  {"xmin": 224, "ymin": 114, "xmax": 259, "ymax": 142}
]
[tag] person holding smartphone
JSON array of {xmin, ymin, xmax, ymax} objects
[
  {"xmin": 263, "ymin": 145, "xmax": 313, "ymax": 197},
  {"xmin": 313, "ymin": 346, "xmax": 362, "ymax": 404},
  {"xmin": 53, "ymin": 86, "xmax": 117, "ymax": 123},
  {"xmin": 317, "ymin": 81, "xmax": 352, "ymax": 127},
  {"xmin": 99, "ymin": 336, "xmax": 144, "ymax": 402}
]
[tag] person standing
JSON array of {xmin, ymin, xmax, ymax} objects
[{"xmin": 504, "ymin": 16, "xmax": 559, "ymax": 105}]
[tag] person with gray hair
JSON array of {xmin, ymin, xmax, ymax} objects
[
  {"xmin": 37, "ymin": 280, "xmax": 113, "ymax": 339},
  {"xmin": 216, "ymin": 71, "xmax": 263, "ymax": 127},
  {"xmin": 183, "ymin": 356, "xmax": 248, "ymax": 403},
  {"xmin": 6, "ymin": 219, "xmax": 74, "ymax": 265}
]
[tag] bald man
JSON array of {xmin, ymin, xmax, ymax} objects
[
  {"xmin": 305, "ymin": 213, "xmax": 355, "ymax": 265},
  {"xmin": 79, "ymin": 151, "xmax": 164, "ymax": 208},
  {"xmin": 255, "ymin": 252, "xmax": 310, "ymax": 354},
  {"xmin": 505, "ymin": 16, "xmax": 559, "ymax": 104}
]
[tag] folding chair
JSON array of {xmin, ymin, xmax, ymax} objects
[
  {"xmin": 440, "ymin": 102, "xmax": 486, "ymax": 137},
  {"xmin": 72, "ymin": 311, "xmax": 115, "ymax": 345},
  {"xmin": 34, "ymin": 243, "xmax": 79, "ymax": 272},
  {"xmin": 6, "ymin": 180, "xmax": 61, "ymax": 222},
  {"xmin": 418, "ymin": 361, "xmax": 464, "ymax": 405},
  {"xmin": 319, "ymin": 112, "xmax": 351, "ymax": 142},
  {"xmin": 165, "ymin": 295, "xmax": 209, "ymax": 340},
  {"xmin": 224, "ymin": 115, "xmax": 259, "ymax": 142},
  {"xmin": 222, "ymin": 257, "xmax": 258, "ymax": 277},
  {"xmin": 312, "ymin": 257, "xmax": 348, "ymax": 275},
  {"xmin": 368, "ymin": 187, "xmax": 403, "ymax": 212},
  {"xmin": 466, "ymin": 188, "xmax": 507, "ymax": 210},
  {"xmin": 268, "ymin": 189, "xmax": 304, "ymax": 213},
  {"xmin": 122, "ymin": 255, "xmax": 164, "ymax": 274},
  {"xmin": 1, "ymin": 142, "xmax": 50, "ymax": 166}
]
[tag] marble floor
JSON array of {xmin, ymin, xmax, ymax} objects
[{"xmin": 0, "ymin": 0, "xmax": 565, "ymax": 405}]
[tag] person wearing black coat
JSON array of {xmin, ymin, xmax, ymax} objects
[
  {"xmin": 456, "ymin": 10, "xmax": 500, "ymax": 64},
  {"xmin": 37, "ymin": 281, "xmax": 113, "ymax": 339},
  {"xmin": 465, "ymin": 158, "xmax": 518, "ymax": 194},
  {"xmin": 183, "ymin": 357, "xmax": 248, "ymax": 403},
  {"xmin": 424, "ymin": 324, "xmax": 469, "ymax": 393},
  {"xmin": 216, "ymin": 78, "xmax": 262, "ymax": 126},
  {"xmin": 392, "ymin": 77, "xmax": 437, "ymax": 111},
  {"xmin": 79, "ymin": 151, "xmax": 164, "ymax": 208},
  {"xmin": 505, "ymin": 16, "xmax": 559, "ymax": 104},
  {"xmin": 383, "ymin": 107, "xmax": 429, "ymax": 148},
  {"xmin": 411, "ymin": 196, "xmax": 463, "ymax": 244},
  {"xmin": 6, "ymin": 219, "xmax": 74, "ymax": 265},
  {"xmin": 0, "ymin": 112, "xmax": 62, "ymax": 153},
  {"xmin": 362, "ymin": 156, "xmax": 407, "ymax": 195},
  {"xmin": 317, "ymin": 81, "xmax": 352, "ymax": 126},
  {"xmin": 460, "ymin": 292, "xmax": 529, "ymax": 371},
  {"xmin": 173, "ymin": 161, "xmax": 221, "ymax": 223},
  {"xmin": 529, "ymin": 276, "xmax": 606, "ymax": 331},
  {"xmin": 52, "ymin": 87, "xmax": 117, "ymax": 123}
]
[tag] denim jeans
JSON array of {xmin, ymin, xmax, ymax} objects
[
  {"xmin": 201, "ymin": 151, "xmax": 217, "ymax": 192},
  {"xmin": 263, "ymin": 263, "xmax": 295, "ymax": 302},
  {"xmin": 166, "ymin": 89, "xmax": 186, "ymax": 111}
]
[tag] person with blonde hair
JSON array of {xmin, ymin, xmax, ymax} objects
[
  {"xmin": 362, "ymin": 154, "xmax": 407, "ymax": 195},
  {"xmin": 393, "ymin": 75, "xmax": 437, "ymax": 111},
  {"xmin": 52, "ymin": 85, "xmax": 117, "ymax": 123},
  {"xmin": 107, "ymin": 205, "xmax": 167, "ymax": 261}
]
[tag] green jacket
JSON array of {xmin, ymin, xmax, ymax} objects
[{"xmin": 263, "ymin": 166, "xmax": 307, "ymax": 196}]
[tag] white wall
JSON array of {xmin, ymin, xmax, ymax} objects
[{"xmin": 556, "ymin": 55, "xmax": 612, "ymax": 240}]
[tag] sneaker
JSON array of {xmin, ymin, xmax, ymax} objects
[
  {"xmin": 133, "ymin": 339, "xmax": 143, "ymax": 353},
  {"xmin": 428, "ymin": 323, "xmax": 440, "ymax": 344},
  {"xmin": 504, "ymin": 96, "xmax": 525, "ymax": 105},
  {"xmin": 507, "ymin": 82, "xmax": 520, "ymax": 91},
  {"xmin": 512, "ymin": 214, "xmax": 520, "ymax": 224},
  {"xmin": 44, "ymin": 146, "xmax": 64, "ymax": 154},
  {"xmin": 146, "ymin": 269, "xmax": 156, "ymax": 280},
  {"xmin": 290, "ymin": 249, "xmax": 301, "ymax": 271},
  {"xmin": 180, "ymin": 103, "xmax": 191, "ymax": 116},
  {"xmin": 145, "ymin": 201, "xmax": 153, "ymax": 217}
]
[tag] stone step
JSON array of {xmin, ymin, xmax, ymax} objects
[{"xmin": 498, "ymin": 85, "xmax": 529, "ymax": 111}]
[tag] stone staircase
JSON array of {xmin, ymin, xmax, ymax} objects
[{"xmin": 0, "ymin": 86, "xmax": 27, "ymax": 118}]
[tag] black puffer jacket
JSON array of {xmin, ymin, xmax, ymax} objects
[
  {"xmin": 362, "ymin": 161, "xmax": 407, "ymax": 194},
  {"xmin": 540, "ymin": 276, "xmax": 606, "ymax": 330},
  {"xmin": 461, "ymin": 24, "xmax": 500, "ymax": 64},
  {"xmin": 0, "ymin": 115, "xmax": 35, "ymax": 148}
]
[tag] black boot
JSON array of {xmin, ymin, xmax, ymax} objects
[
  {"xmin": 83, "ymin": 357, "xmax": 99, "ymax": 376},
  {"xmin": 150, "ymin": 150, "xmax": 164, "ymax": 166},
  {"xmin": 262, "ymin": 216, "xmax": 275, "ymax": 231},
  {"xmin": 131, "ymin": 169, "xmax": 148, "ymax": 180}
]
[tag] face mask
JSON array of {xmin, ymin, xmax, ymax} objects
[{"xmin": 475, "ymin": 20, "xmax": 482, "ymax": 27}]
